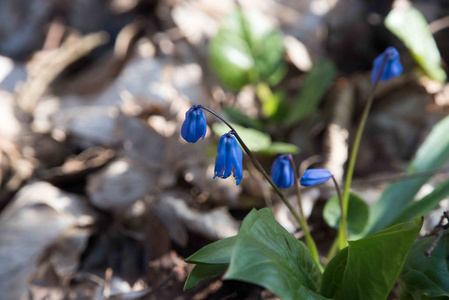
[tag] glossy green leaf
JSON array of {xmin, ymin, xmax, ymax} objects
[
  {"xmin": 209, "ymin": 9, "xmax": 285, "ymax": 90},
  {"xmin": 398, "ymin": 233, "xmax": 449, "ymax": 298},
  {"xmin": 320, "ymin": 247, "xmax": 348, "ymax": 299},
  {"xmin": 322, "ymin": 218, "xmax": 423, "ymax": 300},
  {"xmin": 184, "ymin": 263, "xmax": 228, "ymax": 290},
  {"xmin": 285, "ymin": 59, "xmax": 336, "ymax": 125},
  {"xmin": 185, "ymin": 235, "xmax": 236, "ymax": 264},
  {"xmin": 394, "ymin": 179, "xmax": 449, "ymax": 224},
  {"xmin": 385, "ymin": 7, "xmax": 446, "ymax": 82},
  {"xmin": 224, "ymin": 208, "xmax": 322, "ymax": 300},
  {"xmin": 297, "ymin": 286, "xmax": 333, "ymax": 300},
  {"xmin": 365, "ymin": 115, "xmax": 449, "ymax": 236},
  {"xmin": 323, "ymin": 193, "xmax": 369, "ymax": 236}
]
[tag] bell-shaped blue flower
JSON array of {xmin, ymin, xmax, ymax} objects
[
  {"xmin": 300, "ymin": 169, "xmax": 332, "ymax": 186},
  {"xmin": 214, "ymin": 133, "xmax": 243, "ymax": 185},
  {"xmin": 181, "ymin": 105, "xmax": 207, "ymax": 143},
  {"xmin": 271, "ymin": 154, "xmax": 294, "ymax": 188},
  {"xmin": 371, "ymin": 47, "xmax": 403, "ymax": 84}
]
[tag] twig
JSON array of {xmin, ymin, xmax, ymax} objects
[{"xmin": 424, "ymin": 211, "xmax": 449, "ymax": 258}]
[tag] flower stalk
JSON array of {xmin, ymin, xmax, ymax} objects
[
  {"xmin": 199, "ymin": 105, "xmax": 321, "ymax": 265},
  {"xmin": 338, "ymin": 51, "xmax": 392, "ymax": 249}
]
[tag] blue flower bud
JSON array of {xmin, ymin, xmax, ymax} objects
[
  {"xmin": 214, "ymin": 133, "xmax": 243, "ymax": 185},
  {"xmin": 271, "ymin": 154, "xmax": 294, "ymax": 188},
  {"xmin": 181, "ymin": 105, "xmax": 207, "ymax": 143},
  {"xmin": 300, "ymin": 169, "xmax": 332, "ymax": 186},
  {"xmin": 371, "ymin": 47, "xmax": 403, "ymax": 84}
]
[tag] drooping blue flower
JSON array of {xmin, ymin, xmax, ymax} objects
[
  {"xmin": 181, "ymin": 105, "xmax": 207, "ymax": 143},
  {"xmin": 214, "ymin": 133, "xmax": 243, "ymax": 185},
  {"xmin": 371, "ymin": 47, "xmax": 403, "ymax": 84},
  {"xmin": 271, "ymin": 154, "xmax": 294, "ymax": 188},
  {"xmin": 300, "ymin": 169, "xmax": 332, "ymax": 186}
]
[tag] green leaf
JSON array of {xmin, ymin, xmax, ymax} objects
[
  {"xmin": 320, "ymin": 247, "xmax": 348, "ymax": 299},
  {"xmin": 385, "ymin": 7, "xmax": 446, "ymax": 82},
  {"xmin": 209, "ymin": 9, "xmax": 285, "ymax": 90},
  {"xmin": 365, "ymin": 115, "xmax": 449, "ymax": 236},
  {"xmin": 285, "ymin": 59, "xmax": 336, "ymax": 126},
  {"xmin": 257, "ymin": 82, "xmax": 283, "ymax": 118},
  {"xmin": 323, "ymin": 193, "xmax": 369, "ymax": 236},
  {"xmin": 185, "ymin": 235, "xmax": 236, "ymax": 264},
  {"xmin": 322, "ymin": 218, "xmax": 423, "ymax": 300},
  {"xmin": 184, "ymin": 263, "xmax": 228, "ymax": 290},
  {"xmin": 398, "ymin": 233, "xmax": 449, "ymax": 298},
  {"xmin": 258, "ymin": 142, "xmax": 300, "ymax": 155},
  {"xmin": 394, "ymin": 179, "xmax": 449, "ymax": 224},
  {"xmin": 224, "ymin": 208, "xmax": 322, "ymax": 300}
]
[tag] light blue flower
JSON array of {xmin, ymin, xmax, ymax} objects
[
  {"xmin": 300, "ymin": 169, "xmax": 332, "ymax": 186},
  {"xmin": 271, "ymin": 154, "xmax": 294, "ymax": 188},
  {"xmin": 181, "ymin": 105, "xmax": 207, "ymax": 143},
  {"xmin": 214, "ymin": 133, "xmax": 243, "ymax": 185},
  {"xmin": 371, "ymin": 47, "xmax": 403, "ymax": 84}
]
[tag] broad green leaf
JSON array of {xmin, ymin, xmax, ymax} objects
[
  {"xmin": 224, "ymin": 208, "xmax": 322, "ymax": 300},
  {"xmin": 259, "ymin": 142, "xmax": 300, "ymax": 155},
  {"xmin": 321, "ymin": 247, "xmax": 348, "ymax": 299},
  {"xmin": 322, "ymin": 218, "xmax": 423, "ymax": 300},
  {"xmin": 185, "ymin": 235, "xmax": 236, "ymax": 264},
  {"xmin": 323, "ymin": 193, "xmax": 369, "ymax": 236},
  {"xmin": 297, "ymin": 286, "xmax": 333, "ymax": 300},
  {"xmin": 385, "ymin": 7, "xmax": 446, "ymax": 82},
  {"xmin": 398, "ymin": 233, "xmax": 449, "ymax": 298},
  {"xmin": 285, "ymin": 59, "xmax": 336, "ymax": 125},
  {"xmin": 394, "ymin": 179, "xmax": 449, "ymax": 224},
  {"xmin": 365, "ymin": 115, "xmax": 449, "ymax": 236},
  {"xmin": 209, "ymin": 9, "xmax": 285, "ymax": 90},
  {"xmin": 184, "ymin": 263, "xmax": 228, "ymax": 290}
]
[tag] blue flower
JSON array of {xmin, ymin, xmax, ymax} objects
[
  {"xmin": 300, "ymin": 169, "xmax": 332, "ymax": 186},
  {"xmin": 214, "ymin": 133, "xmax": 243, "ymax": 185},
  {"xmin": 181, "ymin": 105, "xmax": 207, "ymax": 143},
  {"xmin": 371, "ymin": 47, "xmax": 403, "ymax": 84},
  {"xmin": 271, "ymin": 154, "xmax": 294, "ymax": 188}
]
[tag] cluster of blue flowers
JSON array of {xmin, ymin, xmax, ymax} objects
[
  {"xmin": 181, "ymin": 105, "xmax": 243, "ymax": 185},
  {"xmin": 181, "ymin": 47, "xmax": 402, "ymax": 188}
]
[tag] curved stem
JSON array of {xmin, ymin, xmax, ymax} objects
[
  {"xmin": 288, "ymin": 155, "xmax": 320, "ymax": 264},
  {"xmin": 200, "ymin": 105, "xmax": 321, "ymax": 266},
  {"xmin": 338, "ymin": 55, "xmax": 389, "ymax": 249}
]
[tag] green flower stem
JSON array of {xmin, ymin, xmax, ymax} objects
[
  {"xmin": 200, "ymin": 105, "xmax": 321, "ymax": 266},
  {"xmin": 338, "ymin": 55, "xmax": 389, "ymax": 249},
  {"xmin": 287, "ymin": 155, "xmax": 320, "ymax": 265}
]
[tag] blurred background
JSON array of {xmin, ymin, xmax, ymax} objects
[{"xmin": 0, "ymin": 0, "xmax": 448, "ymax": 299}]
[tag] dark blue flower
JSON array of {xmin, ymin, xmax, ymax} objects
[
  {"xmin": 300, "ymin": 169, "xmax": 332, "ymax": 186},
  {"xmin": 214, "ymin": 133, "xmax": 243, "ymax": 185},
  {"xmin": 181, "ymin": 105, "xmax": 207, "ymax": 143},
  {"xmin": 271, "ymin": 154, "xmax": 294, "ymax": 188},
  {"xmin": 371, "ymin": 47, "xmax": 403, "ymax": 84}
]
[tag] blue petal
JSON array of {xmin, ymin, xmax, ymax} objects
[
  {"xmin": 230, "ymin": 137, "xmax": 243, "ymax": 185},
  {"xmin": 181, "ymin": 105, "xmax": 207, "ymax": 143},
  {"xmin": 271, "ymin": 155, "xmax": 294, "ymax": 188},
  {"xmin": 371, "ymin": 47, "xmax": 403, "ymax": 84},
  {"xmin": 214, "ymin": 134, "xmax": 228, "ymax": 179},
  {"xmin": 300, "ymin": 169, "xmax": 332, "ymax": 186},
  {"xmin": 213, "ymin": 134, "xmax": 243, "ymax": 185}
]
